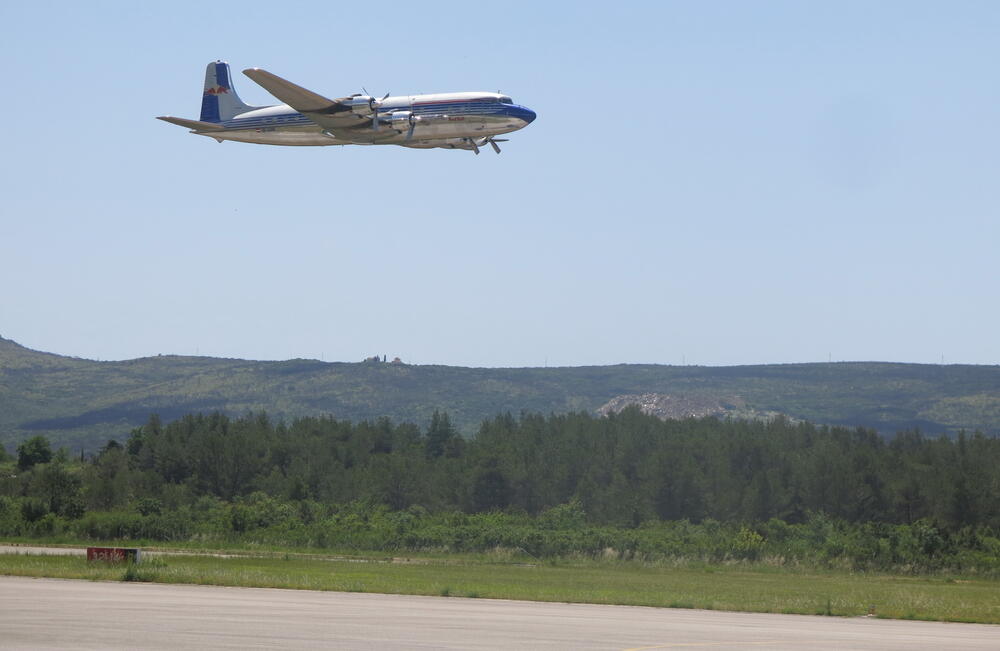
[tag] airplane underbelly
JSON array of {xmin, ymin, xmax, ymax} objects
[
  {"xmin": 206, "ymin": 126, "xmax": 336, "ymax": 146},
  {"xmin": 415, "ymin": 116, "xmax": 509, "ymax": 139},
  {"xmin": 199, "ymin": 115, "xmax": 523, "ymax": 148}
]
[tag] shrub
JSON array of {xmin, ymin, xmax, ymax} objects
[
  {"xmin": 0, "ymin": 496, "xmax": 24, "ymax": 536},
  {"xmin": 731, "ymin": 526, "xmax": 765, "ymax": 560},
  {"xmin": 74, "ymin": 511, "xmax": 144, "ymax": 540},
  {"xmin": 20, "ymin": 497, "xmax": 49, "ymax": 523},
  {"xmin": 538, "ymin": 500, "xmax": 587, "ymax": 530},
  {"xmin": 137, "ymin": 498, "xmax": 163, "ymax": 516},
  {"xmin": 16, "ymin": 436, "xmax": 52, "ymax": 471},
  {"xmin": 30, "ymin": 512, "xmax": 64, "ymax": 537}
]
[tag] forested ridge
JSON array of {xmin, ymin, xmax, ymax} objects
[
  {"xmin": 4, "ymin": 335, "xmax": 1000, "ymax": 452},
  {"xmin": 2, "ymin": 409, "xmax": 999, "ymax": 572}
]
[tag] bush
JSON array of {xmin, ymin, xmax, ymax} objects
[
  {"xmin": 731, "ymin": 526, "xmax": 765, "ymax": 560},
  {"xmin": 0, "ymin": 496, "xmax": 24, "ymax": 536},
  {"xmin": 137, "ymin": 498, "xmax": 163, "ymax": 516},
  {"xmin": 30, "ymin": 512, "xmax": 64, "ymax": 537},
  {"xmin": 20, "ymin": 497, "xmax": 49, "ymax": 523},
  {"xmin": 16, "ymin": 436, "xmax": 52, "ymax": 471},
  {"xmin": 538, "ymin": 500, "xmax": 587, "ymax": 530},
  {"xmin": 229, "ymin": 492, "xmax": 297, "ymax": 534},
  {"xmin": 60, "ymin": 496, "xmax": 86, "ymax": 520},
  {"xmin": 74, "ymin": 511, "xmax": 144, "ymax": 540}
]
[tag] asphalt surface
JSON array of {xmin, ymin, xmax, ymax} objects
[
  {"xmin": 0, "ymin": 544, "xmax": 247, "ymax": 560},
  {"xmin": 0, "ymin": 545, "xmax": 86, "ymax": 556},
  {"xmin": 1, "ymin": 576, "xmax": 998, "ymax": 650}
]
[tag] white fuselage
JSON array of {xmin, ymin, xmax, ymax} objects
[{"xmin": 204, "ymin": 92, "xmax": 536, "ymax": 148}]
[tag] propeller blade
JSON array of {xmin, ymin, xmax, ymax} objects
[
  {"xmin": 489, "ymin": 138, "xmax": 501, "ymax": 154},
  {"xmin": 469, "ymin": 138, "xmax": 480, "ymax": 155},
  {"xmin": 371, "ymin": 93, "xmax": 389, "ymax": 131},
  {"xmin": 405, "ymin": 122, "xmax": 415, "ymax": 141}
]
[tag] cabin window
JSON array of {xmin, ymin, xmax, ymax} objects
[{"xmin": 499, "ymin": 96, "xmax": 513, "ymax": 104}]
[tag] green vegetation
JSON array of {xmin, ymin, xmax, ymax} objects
[
  {"xmin": 3, "ymin": 408, "xmax": 1000, "ymax": 623},
  {"xmin": 16, "ymin": 435, "xmax": 53, "ymax": 471},
  {"xmin": 2, "ymin": 410, "xmax": 1000, "ymax": 574},
  {"xmin": 2, "ymin": 551, "xmax": 999, "ymax": 623},
  {"xmin": 3, "ymin": 335, "xmax": 1000, "ymax": 452}
]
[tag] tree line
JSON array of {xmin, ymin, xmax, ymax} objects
[{"xmin": 1, "ymin": 409, "xmax": 998, "ymax": 569}]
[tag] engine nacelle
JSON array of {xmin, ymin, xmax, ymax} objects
[
  {"xmin": 388, "ymin": 111, "xmax": 415, "ymax": 130},
  {"xmin": 347, "ymin": 96, "xmax": 378, "ymax": 115}
]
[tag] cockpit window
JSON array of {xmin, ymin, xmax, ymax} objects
[{"xmin": 499, "ymin": 96, "xmax": 513, "ymax": 104}]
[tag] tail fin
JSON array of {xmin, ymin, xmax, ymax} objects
[{"xmin": 200, "ymin": 61, "xmax": 258, "ymax": 122}]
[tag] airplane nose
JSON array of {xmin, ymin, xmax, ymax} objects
[{"xmin": 520, "ymin": 107, "xmax": 536, "ymax": 124}]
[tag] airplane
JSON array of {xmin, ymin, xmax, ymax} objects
[{"xmin": 158, "ymin": 61, "xmax": 536, "ymax": 154}]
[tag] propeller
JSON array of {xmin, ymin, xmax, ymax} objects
[
  {"xmin": 405, "ymin": 116, "xmax": 421, "ymax": 141},
  {"xmin": 474, "ymin": 137, "xmax": 509, "ymax": 154},
  {"xmin": 368, "ymin": 91, "xmax": 390, "ymax": 131},
  {"xmin": 488, "ymin": 138, "xmax": 507, "ymax": 154},
  {"xmin": 347, "ymin": 91, "xmax": 392, "ymax": 131}
]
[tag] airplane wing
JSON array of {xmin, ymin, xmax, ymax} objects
[
  {"xmin": 242, "ymin": 68, "xmax": 339, "ymax": 112},
  {"xmin": 242, "ymin": 68, "xmax": 368, "ymax": 130}
]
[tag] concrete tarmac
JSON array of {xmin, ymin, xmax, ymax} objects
[
  {"xmin": 0, "ymin": 545, "xmax": 85, "ymax": 556},
  {"xmin": 1, "ymin": 576, "xmax": 998, "ymax": 650}
]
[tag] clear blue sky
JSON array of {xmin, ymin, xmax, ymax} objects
[{"xmin": 2, "ymin": 1, "xmax": 998, "ymax": 367}]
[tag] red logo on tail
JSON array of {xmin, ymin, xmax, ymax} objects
[{"xmin": 204, "ymin": 86, "xmax": 229, "ymax": 95}]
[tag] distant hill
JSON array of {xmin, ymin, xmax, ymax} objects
[{"xmin": 1, "ymin": 335, "xmax": 999, "ymax": 452}]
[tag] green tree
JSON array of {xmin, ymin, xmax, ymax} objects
[
  {"xmin": 192, "ymin": 413, "xmax": 268, "ymax": 500},
  {"xmin": 471, "ymin": 459, "xmax": 511, "ymax": 512},
  {"xmin": 32, "ymin": 461, "xmax": 84, "ymax": 518},
  {"xmin": 17, "ymin": 436, "xmax": 52, "ymax": 471},
  {"xmin": 425, "ymin": 410, "xmax": 459, "ymax": 459},
  {"xmin": 84, "ymin": 445, "xmax": 133, "ymax": 510}
]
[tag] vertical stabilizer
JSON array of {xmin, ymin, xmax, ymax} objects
[{"xmin": 200, "ymin": 61, "xmax": 258, "ymax": 122}]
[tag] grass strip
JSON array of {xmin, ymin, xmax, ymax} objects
[{"xmin": 1, "ymin": 552, "xmax": 998, "ymax": 624}]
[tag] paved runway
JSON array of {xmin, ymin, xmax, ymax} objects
[
  {"xmin": 0, "ymin": 545, "xmax": 85, "ymax": 556},
  {"xmin": 1, "ymin": 576, "xmax": 997, "ymax": 650},
  {"xmin": 0, "ymin": 544, "xmax": 247, "ymax": 560}
]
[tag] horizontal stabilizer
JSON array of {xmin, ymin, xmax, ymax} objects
[
  {"xmin": 156, "ymin": 116, "xmax": 225, "ymax": 131},
  {"xmin": 242, "ymin": 68, "xmax": 338, "ymax": 113}
]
